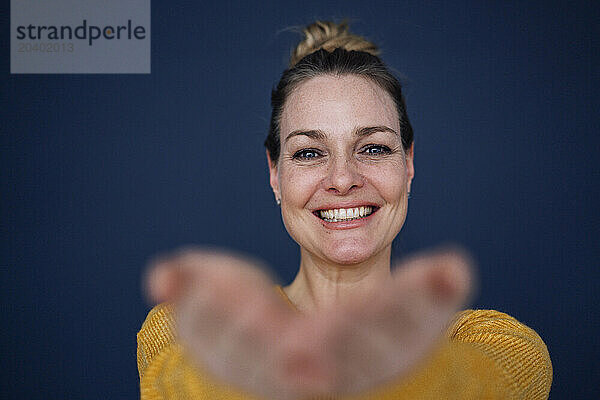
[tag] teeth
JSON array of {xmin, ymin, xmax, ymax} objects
[{"xmin": 319, "ymin": 206, "xmax": 374, "ymax": 222}]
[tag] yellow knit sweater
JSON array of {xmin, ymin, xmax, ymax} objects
[{"xmin": 137, "ymin": 287, "xmax": 552, "ymax": 399}]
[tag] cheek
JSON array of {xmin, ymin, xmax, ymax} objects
[
  {"xmin": 368, "ymin": 163, "xmax": 408, "ymax": 200},
  {"xmin": 278, "ymin": 167, "xmax": 319, "ymax": 244},
  {"xmin": 279, "ymin": 166, "xmax": 317, "ymax": 206}
]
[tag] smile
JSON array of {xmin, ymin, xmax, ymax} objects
[{"xmin": 316, "ymin": 206, "xmax": 375, "ymax": 222}]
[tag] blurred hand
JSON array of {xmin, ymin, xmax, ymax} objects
[{"xmin": 145, "ymin": 247, "xmax": 474, "ymax": 400}]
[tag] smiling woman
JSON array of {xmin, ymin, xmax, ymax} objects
[{"xmin": 137, "ymin": 21, "xmax": 552, "ymax": 399}]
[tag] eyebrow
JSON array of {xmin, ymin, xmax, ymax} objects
[
  {"xmin": 354, "ymin": 125, "xmax": 398, "ymax": 138},
  {"xmin": 284, "ymin": 125, "xmax": 398, "ymax": 143}
]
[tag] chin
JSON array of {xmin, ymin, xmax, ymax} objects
[{"xmin": 321, "ymin": 241, "xmax": 378, "ymax": 265}]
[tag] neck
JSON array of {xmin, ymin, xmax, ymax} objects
[{"xmin": 283, "ymin": 247, "xmax": 392, "ymax": 313}]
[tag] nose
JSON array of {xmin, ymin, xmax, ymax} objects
[{"xmin": 323, "ymin": 156, "xmax": 364, "ymax": 195}]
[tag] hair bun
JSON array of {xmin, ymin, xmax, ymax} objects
[{"xmin": 290, "ymin": 20, "xmax": 379, "ymax": 67}]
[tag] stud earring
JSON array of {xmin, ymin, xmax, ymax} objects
[{"xmin": 276, "ymin": 198, "xmax": 281, "ymax": 206}]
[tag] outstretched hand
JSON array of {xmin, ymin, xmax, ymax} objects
[{"xmin": 145, "ymin": 247, "xmax": 474, "ymax": 400}]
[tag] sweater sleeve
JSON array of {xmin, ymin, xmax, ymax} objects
[
  {"xmin": 353, "ymin": 309, "xmax": 552, "ymax": 400},
  {"xmin": 137, "ymin": 303, "xmax": 260, "ymax": 400},
  {"xmin": 137, "ymin": 305, "xmax": 552, "ymax": 399},
  {"xmin": 137, "ymin": 303, "xmax": 175, "ymax": 380},
  {"xmin": 447, "ymin": 309, "xmax": 553, "ymax": 399}
]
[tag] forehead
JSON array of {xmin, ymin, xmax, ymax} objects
[{"xmin": 280, "ymin": 74, "xmax": 399, "ymax": 137}]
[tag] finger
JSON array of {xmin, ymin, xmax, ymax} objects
[
  {"xmin": 391, "ymin": 246, "xmax": 476, "ymax": 307},
  {"xmin": 148, "ymin": 247, "xmax": 286, "ymax": 347},
  {"xmin": 143, "ymin": 255, "xmax": 185, "ymax": 303},
  {"xmin": 143, "ymin": 248, "xmax": 205, "ymax": 304},
  {"xmin": 144, "ymin": 246, "xmax": 273, "ymax": 304}
]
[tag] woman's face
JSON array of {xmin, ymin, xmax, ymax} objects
[{"xmin": 268, "ymin": 74, "xmax": 414, "ymax": 265}]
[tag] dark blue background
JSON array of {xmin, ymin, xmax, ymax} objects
[{"xmin": 2, "ymin": 1, "xmax": 598, "ymax": 398}]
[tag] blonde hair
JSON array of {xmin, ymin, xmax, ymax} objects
[
  {"xmin": 289, "ymin": 20, "xmax": 380, "ymax": 67},
  {"xmin": 266, "ymin": 20, "xmax": 413, "ymax": 165}
]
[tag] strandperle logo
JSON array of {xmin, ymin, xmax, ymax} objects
[
  {"xmin": 15, "ymin": 19, "xmax": 147, "ymax": 46},
  {"xmin": 11, "ymin": 0, "xmax": 150, "ymax": 74}
]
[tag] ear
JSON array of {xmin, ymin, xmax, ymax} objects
[
  {"xmin": 406, "ymin": 143, "xmax": 415, "ymax": 194},
  {"xmin": 266, "ymin": 150, "xmax": 280, "ymax": 202}
]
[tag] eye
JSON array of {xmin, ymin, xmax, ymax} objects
[
  {"xmin": 361, "ymin": 144, "xmax": 392, "ymax": 155},
  {"xmin": 292, "ymin": 148, "xmax": 323, "ymax": 161}
]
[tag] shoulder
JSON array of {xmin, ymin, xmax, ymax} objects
[
  {"xmin": 137, "ymin": 303, "xmax": 176, "ymax": 379},
  {"xmin": 448, "ymin": 309, "xmax": 553, "ymax": 399}
]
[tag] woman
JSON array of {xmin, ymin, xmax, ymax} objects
[{"xmin": 137, "ymin": 21, "xmax": 552, "ymax": 399}]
